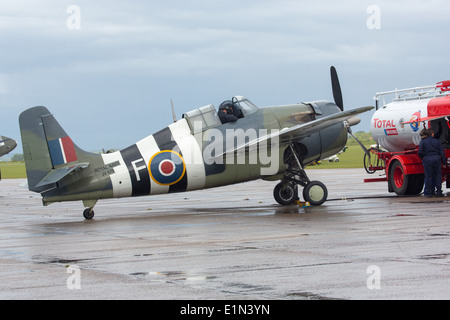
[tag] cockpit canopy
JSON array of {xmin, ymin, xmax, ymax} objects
[
  {"xmin": 183, "ymin": 96, "xmax": 258, "ymax": 133},
  {"xmin": 231, "ymin": 96, "xmax": 258, "ymax": 116}
]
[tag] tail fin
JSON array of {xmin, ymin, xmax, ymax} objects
[{"xmin": 19, "ymin": 106, "xmax": 88, "ymax": 192}]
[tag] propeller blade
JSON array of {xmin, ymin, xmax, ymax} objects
[
  {"xmin": 171, "ymin": 99, "xmax": 177, "ymax": 123},
  {"xmin": 330, "ymin": 66, "xmax": 344, "ymax": 111}
]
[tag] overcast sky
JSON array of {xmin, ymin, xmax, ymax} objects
[{"xmin": 1, "ymin": 0, "xmax": 449, "ymax": 153}]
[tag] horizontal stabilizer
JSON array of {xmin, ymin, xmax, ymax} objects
[{"xmin": 35, "ymin": 162, "xmax": 89, "ymax": 188}]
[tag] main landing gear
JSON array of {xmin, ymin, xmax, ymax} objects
[{"xmin": 273, "ymin": 144, "xmax": 328, "ymax": 206}]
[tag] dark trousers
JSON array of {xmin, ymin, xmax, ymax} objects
[{"xmin": 423, "ymin": 155, "xmax": 442, "ymax": 196}]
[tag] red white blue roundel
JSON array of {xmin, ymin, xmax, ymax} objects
[{"xmin": 149, "ymin": 150, "xmax": 186, "ymax": 186}]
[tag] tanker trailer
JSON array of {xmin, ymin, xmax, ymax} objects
[{"xmin": 364, "ymin": 81, "xmax": 450, "ymax": 195}]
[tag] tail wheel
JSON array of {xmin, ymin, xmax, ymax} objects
[
  {"xmin": 303, "ymin": 181, "xmax": 328, "ymax": 206},
  {"xmin": 83, "ymin": 208, "xmax": 95, "ymax": 220},
  {"xmin": 274, "ymin": 183, "xmax": 298, "ymax": 205}
]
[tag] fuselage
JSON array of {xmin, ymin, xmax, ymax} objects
[{"xmin": 40, "ymin": 98, "xmax": 348, "ymax": 205}]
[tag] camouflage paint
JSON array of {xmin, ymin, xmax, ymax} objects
[{"xmin": 19, "ymin": 98, "xmax": 371, "ymax": 210}]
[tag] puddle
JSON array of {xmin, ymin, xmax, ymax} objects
[{"xmin": 417, "ymin": 253, "xmax": 450, "ymax": 260}]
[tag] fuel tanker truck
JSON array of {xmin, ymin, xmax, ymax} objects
[{"xmin": 364, "ymin": 80, "xmax": 450, "ymax": 195}]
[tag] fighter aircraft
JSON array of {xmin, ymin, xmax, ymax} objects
[
  {"xmin": 0, "ymin": 135, "xmax": 17, "ymax": 157},
  {"xmin": 19, "ymin": 67, "xmax": 373, "ymax": 219}
]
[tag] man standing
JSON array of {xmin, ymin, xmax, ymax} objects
[{"xmin": 418, "ymin": 129, "xmax": 446, "ymax": 197}]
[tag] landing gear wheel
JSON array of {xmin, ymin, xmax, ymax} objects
[
  {"xmin": 83, "ymin": 208, "xmax": 95, "ymax": 220},
  {"xmin": 274, "ymin": 183, "xmax": 298, "ymax": 205},
  {"xmin": 303, "ymin": 181, "xmax": 328, "ymax": 206}
]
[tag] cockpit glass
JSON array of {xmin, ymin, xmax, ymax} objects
[{"xmin": 232, "ymin": 96, "xmax": 257, "ymax": 115}]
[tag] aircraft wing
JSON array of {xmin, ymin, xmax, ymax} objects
[
  {"xmin": 211, "ymin": 106, "xmax": 374, "ymax": 160},
  {"xmin": 277, "ymin": 106, "xmax": 374, "ymax": 144},
  {"xmin": 35, "ymin": 162, "xmax": 89, "ymax": 188}
]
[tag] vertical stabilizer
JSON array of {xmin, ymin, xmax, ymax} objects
[{"xmin": 19, "ymin": 106, "xmax": 83, "ymax": 192}]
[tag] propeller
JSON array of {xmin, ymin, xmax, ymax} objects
[
  {"xmin": 171, "ymin": 99, "xmax": 177, "ymax": 123},
  {"xmin": 330, "ymin": 66, "xmax": 344, "ymax": 111},
  {"xmin": 330, "ymin": 66, "xmax": 371, "ymax": 158}
]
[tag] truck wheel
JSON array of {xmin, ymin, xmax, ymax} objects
[
  {"xmin": 389, "ymin": 161, "xmax": 409, "ymax": 195},
  {"xmin": 407, "ymin": 174, "xmax": 424, "ymax": 195},
  {"xmin": 389, "ymin": 161, "xmax": 423, "ymax": 195}
]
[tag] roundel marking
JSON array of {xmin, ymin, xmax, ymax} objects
[
  {"xmin": 149, "ymin": 150, "xmax": 186, "ymax": 186},
  {"xmin": 159, "ymin": 160, "xmax": 176, "ymax": 176}
]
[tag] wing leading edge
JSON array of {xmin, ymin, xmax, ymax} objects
[{"xmin": 211, "ymin": 105, "xmax": 374, "ymax": 160}]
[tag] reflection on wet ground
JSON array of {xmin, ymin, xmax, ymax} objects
[{"xmin": 1, "ymin": 169, "xmax": 449, "ymax": 299}]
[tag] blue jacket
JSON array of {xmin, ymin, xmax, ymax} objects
[{"xmin": 418, "ymin": 137, "xmax": 446, "ymax": 164}]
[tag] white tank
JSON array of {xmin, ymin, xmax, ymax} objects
[
  {"xmin": 370, "ymin": 99, "xmax": 430, "ymax": 152},
  {"xmin": 370, "ymin": 82, "xmax": 450, "ymax": 152}
]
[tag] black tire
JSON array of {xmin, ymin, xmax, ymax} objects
[
  {"xmin": 303, "ymin": 181, "xmax": 328, "ymax": 206},
  {"xmin": 274, "ymin": 183, "xmax": 298, "ymax": 205},
  {"xmin": 83, "ymin": 208, "xmax": 95, "ymax": 220},
  {"xmin": 389, "ymin": 161, "xmax": 409, "ymax": 195},
  {"xmin": 408, "ymin": 174, "xmax": 425, "ymax": 195},
  {"xmin": 388, "ymin": 161, "xmax": 424, "ymax": 196}
]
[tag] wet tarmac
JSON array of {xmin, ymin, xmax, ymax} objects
[{"xmin": 0, "ymin": 169, "xmax": 449, "ymax": 300}]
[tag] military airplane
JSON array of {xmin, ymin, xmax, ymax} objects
[
  {"xmin": 0, "ymin": 135, "xmax": 17, "ymax": 157},
  {"xmin": 19, "ymin": 67, "xmax": 373, "ymax": 219}
]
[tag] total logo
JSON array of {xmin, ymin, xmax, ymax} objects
[
  {"xmin": 408, "ymin": 111, "xmax": 421, "ymax": 132},
  {"xmin": 373, "ymin": 118, "xmax": 398, "ymax": 136},
  {"xmin": 373, "ymin": 118, "xmax": 396, "ymax": 129}
]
